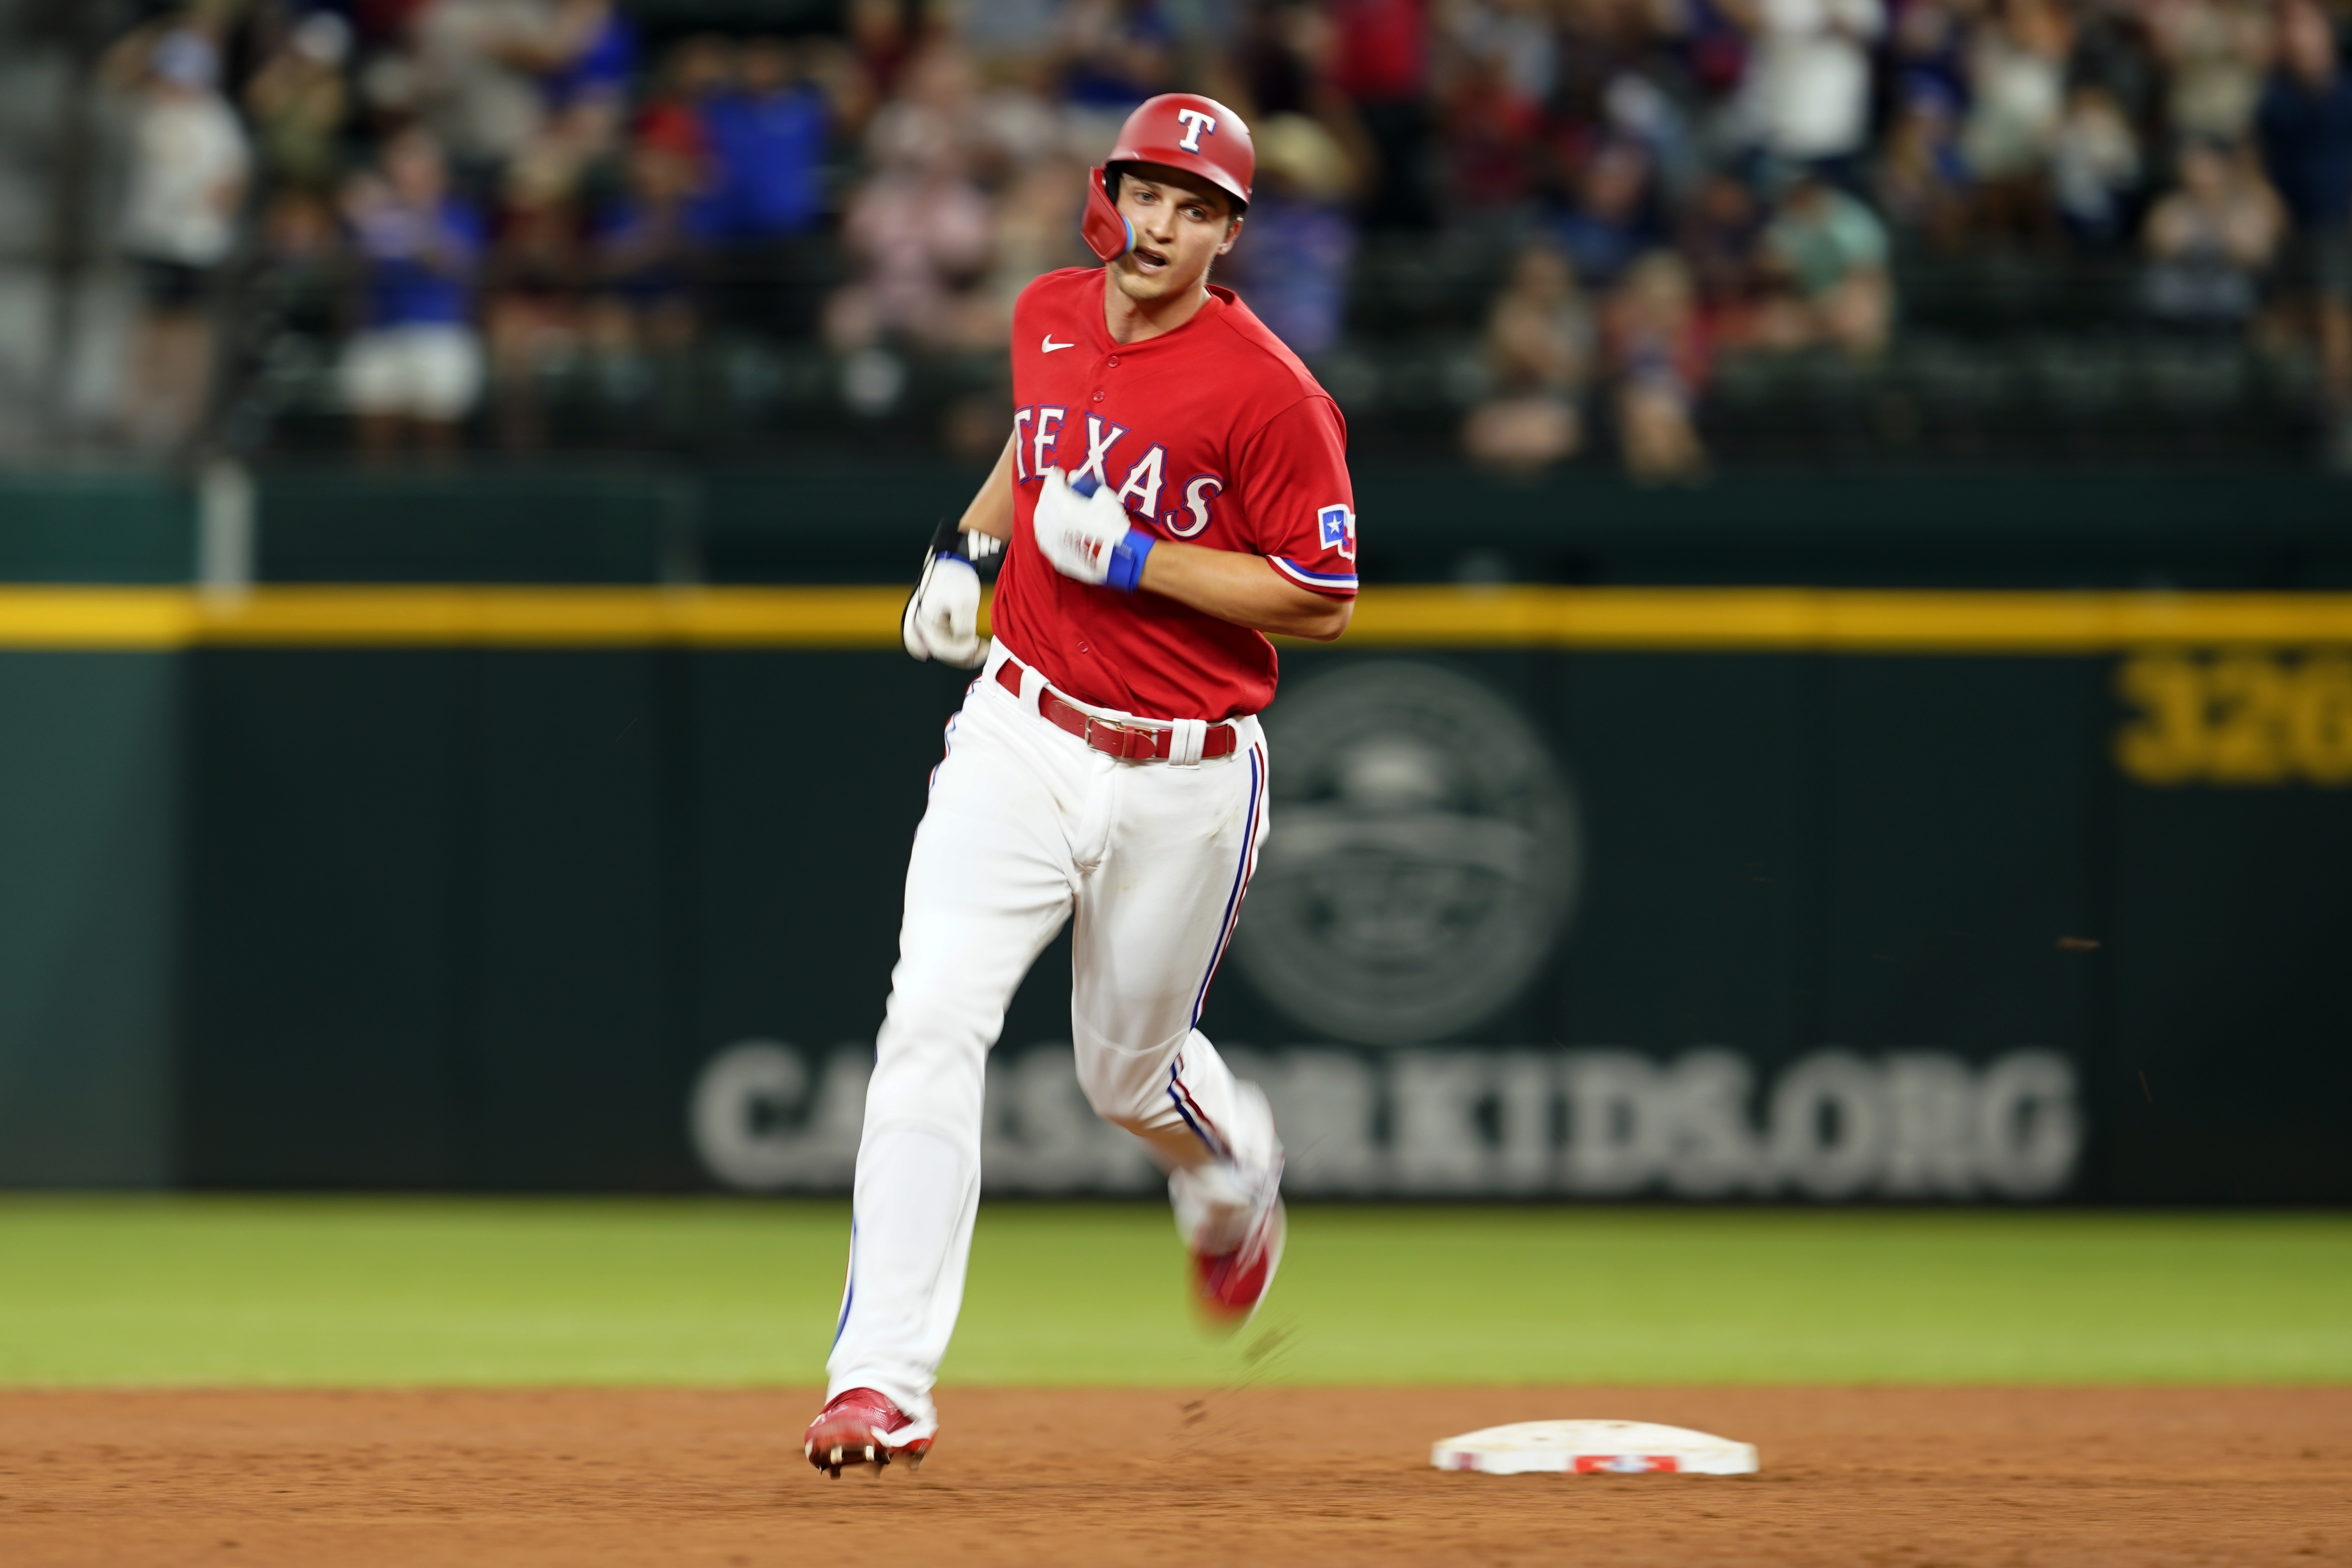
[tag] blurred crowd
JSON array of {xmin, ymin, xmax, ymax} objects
[{"xmin": 101, "ymin": 0, "xmax": 2352, "ymax": 476}]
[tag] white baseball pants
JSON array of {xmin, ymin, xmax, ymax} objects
[{"xmin": 826, "ymin": 644, "xmax": 1281, "ymax": 1432}]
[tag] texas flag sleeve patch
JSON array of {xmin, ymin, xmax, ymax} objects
[
  {"xmin": 1274, "ymin": 501, "xmax": 1360, "ymax": 594},
  {"xmin": 1317, "ymin": 504, "xmax": 1356, "ymax": 560}
]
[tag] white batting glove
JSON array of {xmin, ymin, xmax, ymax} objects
[
  {"xmin": 902, "ymin": 549, "xmax": 986, "ymax": 667},
  {"xmin": 1034, "ymin": 469, "xmax": 1156, "ymax": 593}
]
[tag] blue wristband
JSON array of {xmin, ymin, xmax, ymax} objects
[
  {"xmin": 1070, "ymin": 472, "xmax": 1153, "ymax": 593},
  {"xmin": 1104, "ymin": 527, "xmax": 1154, "ymax": 593}
]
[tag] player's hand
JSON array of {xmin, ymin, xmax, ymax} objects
[
  {"xmin": 903, "ymin": 548, "xmax": 986, "ymax": 667},
  {"xmin": 1035, "ymin": 469, "xmax": 1155, "ymax": 593}
]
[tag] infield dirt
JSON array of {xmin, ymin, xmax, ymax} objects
[{"xmin": 2, "ymin": 1386, "xmax": 2345, "ymax": 1566}]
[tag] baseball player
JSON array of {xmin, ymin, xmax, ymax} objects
[{"xmin": 805, "ymin": 93, "xmax": 1359, "ymax": 1478}]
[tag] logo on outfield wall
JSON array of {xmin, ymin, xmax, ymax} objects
[
  {"xmin": 689, "ymin": 1041, "xmax": 2083, "ymax": 1201},
  {"xmin": 1233, "ymin": 661, "xmax": 1580, "ymax": 1044}
]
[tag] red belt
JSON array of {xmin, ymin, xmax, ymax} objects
[{"xmin": 995, "ymin": 658, "xmax": 1239, "ymax": 763}]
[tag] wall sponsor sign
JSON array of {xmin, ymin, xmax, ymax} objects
[
  {"xmin": 1232, "ymin": 661, "xmax": 1581, "ymax": 1045},
  {"xmin": 687, "ymin": 660, "xmax": 2079, "ymax": 1201},
  {"xmin": 689, "ymin": 1040, "xmax": 2081, "ymax": 1202},
  {"xmin": 136, "ymin": 586, "xmax": 2352, "ymax": 1200}
]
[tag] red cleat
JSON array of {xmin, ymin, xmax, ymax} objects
[
  {"xmin": 1190, "ymin": 1196, "xmax": 1286, "ymax": 1333},
  {"xmin": 803, "ymin": 1387, "xmax": 934, "ymax": 1478}
]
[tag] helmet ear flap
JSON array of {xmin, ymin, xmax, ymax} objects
[{"xmin": 1081, "ymin": 166, "xmax": 1133, "ymax": 262}]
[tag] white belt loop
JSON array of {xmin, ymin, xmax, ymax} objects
[{"xmin": 1167, "ymin": 717, "xmax": 1208, "ymax": 768}]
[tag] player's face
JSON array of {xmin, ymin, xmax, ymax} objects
[{"xmin": 1109, "ymin": 168, "xmax": 1241, "ymax": 305}]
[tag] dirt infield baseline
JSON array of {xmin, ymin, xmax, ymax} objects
[
  {"xmin": 3, "ymin": 587, "xmax": 2350, "ymax": 1199},
  {"xmin": 1, "ymin": 1387, "xmax": 2344, "ymax": 1567}
]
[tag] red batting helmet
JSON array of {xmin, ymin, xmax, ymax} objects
[{"xmin": 1081, "ymin": 93, "xmax": 1254, "ymax": 261}]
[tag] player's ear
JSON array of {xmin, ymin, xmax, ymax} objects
[{"xmin": 1218, "ymin": 215, "xmax": 1243, "ymax": 255}]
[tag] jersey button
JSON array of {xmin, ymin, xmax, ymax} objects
[
  {"xmin": 1107, "ymin": 356, "xmax": 1120, "ymax": 367},
  {"xmin": 1092, "ymin": 390, "xmax": 1105, "ymax": 402}
]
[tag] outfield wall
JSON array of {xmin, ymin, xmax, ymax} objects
[
  {"xmin": 1, "ymin": 577, "xmax": 2346, "ymax": 1202},
  {"xmin": 1, "ymin": 465, "xmax": 2347, "ymax": 1200}
]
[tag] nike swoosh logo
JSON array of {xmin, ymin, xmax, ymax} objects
[{"xmin": 1041, "ymin": 336, "xmax": 1075, "ymax": 353}]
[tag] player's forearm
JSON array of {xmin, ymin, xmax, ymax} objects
[
  {"xmin": 1138, "ymin": 540, "xmax": 1354, "ymax": 641},
  {"xmin": 959, "ymin": 435, "xmax": 1018, "ymax": 542}
]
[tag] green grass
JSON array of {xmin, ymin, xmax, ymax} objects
[{"xmin": 0, "ymin": 1198, "xmax": 2345, "ymax": 1387}]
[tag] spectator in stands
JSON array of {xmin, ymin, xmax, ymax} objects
[
  {"xmin": 1553, "ymin": 139, "xmax": 1664, "ymax": 291},
  {"xmin": 1443, "ymin": 0, "xmax": 1559, "ymax": 117},
  {"xmin": 1960, "ymin": 0, "xmax": 2071, "ymax": 237},
  {"xmin": 1225, "ymin": 0, "xmax": 1379, "ymax": 204},
  {"xmin": 704, "ymin": 38, "xmax": 831, "ymax": 242},
  {"xmin": 355, "ymin": 0, "xmax": 434, "ymax": 46},
  {"xmin": 1230, "ymin": 113, "xmax": 1359, "ymax": 357},
  {"xmin": 863, "ymin": 43, "xmax": 985, "ymax": 182},
  {"xmin": 95, "ymin": 0, "xmax": 2352, "ymax": 466},
  {"xmin": 1545, "ymin": 0, "xmax": 1633, "ymax": 154},
  {"xmin": 638, "ymin": 32, "xmax": 733, "ymax": 157},
  {"xmin": 1657, "ymin": 0, "xmax": 1755, "ymax": 118},
  {"xmin": 971, "ymin": 63, "xmax": 1067, "ymax": 181},
  {"xmin": 413, "ymin": 0, "xmax": 618, "ymax": 173},
  {"xmin": 107, "ymin": 24, "xmax": 251, "ymax": 455},
  {"xmin": 1876, "ymin": 79, "xmax": 1974, "ymax": 249},
  {"xmin": 587, "ymin": 112, "xmax": 716, "ymax": 375},
  {"xmin": 254, "ymin": 185, "xmax": 345, "ymax": 352},
  {"xmin": 1057, "ymin": 0, "xmax": 1179, "ymax": 150},
  {"xmin": 1680, "ymin": 168, "xmax": 1771, "ymax": 343},
  {"xmin": 2051, "ymin": 82, "xmax": 2143, "ymax": 247},
  {"xmin": 1434, "ymin": 50, "xmax": 1544, "ymax": 221},
  {"xmin": 823, "ymin": 52, "xmax": 994, "ymax": 354},
  {"xmin": 2070, "ymin": 0, "xmax": 2165, "ymax": 140},
  {"xmin": 2149, "ymin": 0, "xmax": 2274, "ymax": 144},
  {"xmin": 339, "ymin": 128, "xmax": 487, "ymax": 455},
  {"xmin": 483, "ymin": 127, "xmax": 589, "ymax": 449},
  {"xmin": 1726, "ymin": 0, "xmax": 1885, "ymax": 188},
  {"xmin": 2257, "ymin": 0, "xmax": 2352, "ymax": 429},
  {"xmin": 801, "ymin": 29, "xmax": 885, "ymax": 148},
  {"xmin": 1462, "ymin": 244, "xmax": 1591, "ymax": 471},
  {"xmin": 411, "ymin": 0, "xmax": 556, "ymax": 171},
  {"xmin": 2141, "ymin": 135, "xmax": 2285, "ymax": 332},
  {"xmin": 964, "ymin": 154, "xmax": 1089, "ymax": 348},
  {"xmin": 245, "ymin": 11, "xmax": 354, "ymax": 198},
  {"xmin": 1605, "ymin": 249, "xmax": 1710, "ymax": 482},
  {"xmin": 1756, "ymin": 169, "xmax": 1892, "ymax": 357},
  {"xmin": 956, "ymin": 0, "xmax": 1063, "ymax": 75},
  {"xmin": 1602, "ymin": 74, "xmax": 1701, "ymax": 204},
  {"xmin": 1886, "ymin": 0, "xmax": 1969, "ymax": 113},
  {"xmin": 538, "ymin": 0, "xmax": 638, "ymax": 124},
  {"xmin": 1327, "ymin": 0, "xmax": 1435, "ymax": 230},
  {"xmin": 1433, "ymin": 0, "xmax": 1560, "ymax": 223},
  {"xmin": 480, "ymin": 75, "xmax": 626, "ymax": 452},
  {"xmin": 846, "ymin": 0, "xmax": 919, "ymax": 100}
]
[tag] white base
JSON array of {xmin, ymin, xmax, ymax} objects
[{"xmin": 1431, "ymin": 1419, "xmax": 1759, "ymax": 1476}]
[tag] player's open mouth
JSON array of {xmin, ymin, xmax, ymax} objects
[{"xmin": 1131, "ymin": 244, "xmax": 1169, "ymax": 273}]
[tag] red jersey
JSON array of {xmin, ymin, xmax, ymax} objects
[{"xmin": 991, "ymin": 267, "xmax": 1357, "ymax": 722}]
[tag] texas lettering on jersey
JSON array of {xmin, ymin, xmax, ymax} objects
[
  {"xmin": 991, "ymin": 267, "xmax": 1357, "ymax": 722},
  {"xmin": 1009, "ymin": 407, "xmax": 1227, "ymax": 539}
]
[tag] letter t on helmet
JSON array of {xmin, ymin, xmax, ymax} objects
[{"xmin": 1080, "ymin": 93, "xmax": 1255, "ymax": 262}]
